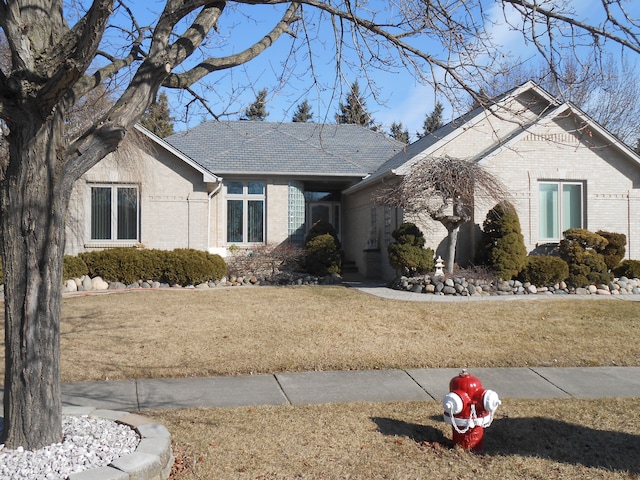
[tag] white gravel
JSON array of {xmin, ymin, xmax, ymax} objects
[{"xmin": 0, "ymin": 415, "xmax": 140, "ymax": 479}]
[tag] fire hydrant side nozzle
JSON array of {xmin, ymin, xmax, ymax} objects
[{"xmin": 442, "ymin": 369, "xmax": 501, "ymax": 452}]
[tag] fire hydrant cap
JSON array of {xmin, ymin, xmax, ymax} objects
[
  {"xmin": 442, "ymin": 392, "xmax": 464, "ymax": 415},
  {"xmin": 483, "ymin": 389, "xmax": 501, "ymax": 413}
]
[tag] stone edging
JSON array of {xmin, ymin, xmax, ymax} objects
[{"xmin": 63, "ymin": 406, "xmax": 173, "ymax": 480}]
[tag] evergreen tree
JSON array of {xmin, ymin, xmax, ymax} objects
[
  {"xmin": 292, "ymin": 99, "xmax": 314, "ymax": 122},
  {"xmin": 335, "ymin": 80, "xmax": 375, "ymax": 128},
  {"xmin": 417, "ymin": 101, "xmax": 444, "ymax": 139},
  {"xmin": 242, "ymin": 88, "xmax": 269, "ymax": 121},
  {"xmin": 139, "ymin": 91, "xmax": 175, "ymax": 138},
  {"xmin": 389, "ymin": 121, "xmax": 409, "ymax": 143}
]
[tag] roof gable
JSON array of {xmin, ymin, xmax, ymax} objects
[
  {"xmin": 348, "ymin": 81, "xmax": 640, "ymax": 192},
  {"xmin": 133, "ymin": 124, "xmax": 220, "ymax": 183}
]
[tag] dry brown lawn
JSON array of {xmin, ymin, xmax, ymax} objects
[
  {"xmin": 148, "ymin": 398, "xmax": 640, "ymax": 479},
  {"xmin": 42, "ymin": 286, "xmax": 640, "ymax": 382}
]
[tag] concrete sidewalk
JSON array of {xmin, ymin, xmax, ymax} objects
[{"xmin": 53, "ymin": 366, "xmax": 640, "ymax": 412}]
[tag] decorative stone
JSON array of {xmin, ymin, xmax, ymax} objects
[
  {"xmin": 65, "ymin": 279, "xmax": 78, "ymax": 292},
  {"xmin": 92, "ymin": 276, "xmax": 109, "ymax": 290}
]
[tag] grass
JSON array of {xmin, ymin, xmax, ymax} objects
[
  {"xmin": 49, "ymin": 286, "xmax": 640, "ymax": 382},
  {"xmin": 146, "ymin": 398, "xmax": 640, "ymax": 479},
  {"xmin": 2, "ymin": 285, "xmax": 640, "ymax": 478}
]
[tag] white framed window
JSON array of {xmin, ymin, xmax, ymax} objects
[
  {"xmin": 226, "ymin": 181, "xmax": 265, "ymax": 244},
  {"xmin": 90, "ymin": 185, "xmax": 139, "ymax": 242},
  {"xmin": 539, "ymin": 181, "xmax": 583, "ymax": 240}
]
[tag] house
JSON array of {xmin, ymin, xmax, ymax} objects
[
  {"xmin": 64, "ymin": 121, "xmax": 404, "ymax": 259},
  {"xmin": 343, "ymin": 81, "xmax": 640, "ymax": 279},
  {"xmin": 65, "ymin": 81, "xmax": 640, "ymax": 281}
]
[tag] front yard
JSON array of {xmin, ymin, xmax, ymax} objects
[{"xmin": 2, "ymin": 285, "xmax": 639, "ymax": 479}]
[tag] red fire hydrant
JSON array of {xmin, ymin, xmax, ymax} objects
[{"xmin": 442, "ymin": 369, "xmax": 501, "ymax": 451}]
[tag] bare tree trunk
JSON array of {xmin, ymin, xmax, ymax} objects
[
  {"xmin": 1, "ymin": 119, "xmax": 69, "ymax": 449},
  {"xmin": 445, "ymin": 224, "xmax": 459, "ymax": 274}
]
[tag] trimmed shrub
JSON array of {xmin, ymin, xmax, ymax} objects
[
  {"xmin": 387, "ymin": 223, "xmax": 434, "ymax": 274},
  {"xmin": 80, "ymin": 248, "xmax": 147, "ymax": 284},
  {"xmin": 80, "ymin": 248, "xmax": 226, "ymax": 285},
  {"xmin": 520, "ymin": 255, "xmax": 569, "ymax": 286},
  {"xmin": 613, "ymin": 259, "xmax": 640, "ymax": 279},
  {"xmin": 162, "ymin": 249, "xmax": 227, "ymax": 285},
  {"xmin": 597, "ymin": 230, "xmax": 626, "ymax": 271},
  {"xmin": 477, "ymin": 201, "xmax": 527, "ymax": 280},
  {"xmin": 559, "ymin": 228, "xmax": 612, "ymax": 287},
  {"xmin": 303, "ymin": 233, "xmax": 342, "ymax": 276},
  {"xmin": 63, "ymin": 255, "xmax": 88, "ymax": 280},
  {"xmin": 303, "ymin": 220, "xmax": 342, "ymax": 275}
]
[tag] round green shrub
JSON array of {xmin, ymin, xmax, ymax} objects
[
  {"xmin": 162, "ymin": 249, "xmax": 227, "ymax": 285},
  {"xmin": 303, "ymin": 220, "xmax": 342, "ymax": 276},
  {"xmin": 63, "ymin": 255, "xmax": 88, "ymax": 280},
  {"xmin": 303, "ymin": 233, "xmax": 342, "ymax": 276},
  {"xmin": 387, "ymin": 223, "xmax": 434, "ymax": 274},
  {"xmin": 559, "ymin": 228, "xmax": 612, "ymax": 287},
  {"xmin": 613, "ymin": 259, "xmax": 640, "ymax": 279},
  {"xmin": 597, "ymin": 230, "xmax": 626, "ymax": 271},
  {"xmin": 520, "ymin": 255, "xmax": 569, "ymax": 286},
  {"xmin": 477, "ymin": 201, "xmax": 527, "ymax": 280}
]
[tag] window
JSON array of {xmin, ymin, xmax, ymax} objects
[
  {"xmin": 226, "ymin": 181, "xmax": 265, "ymax": 243},
  {"xmin": 539, "ymin": 181, "xmax": 583, "ymax": 240},
  {"xmin": 90, "ymin": 185, "xmax": 139, "ymax": 241}
]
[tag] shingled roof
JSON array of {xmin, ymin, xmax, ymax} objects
[{"xmin": 164, "ymin": 121, "xmax": 404, "ymax": 177}]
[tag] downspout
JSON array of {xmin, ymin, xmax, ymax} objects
[
  {"xmin": 207, "ymin": 180, "xmax": 223, "ymax": 252},
  {"xmin": 187, "ymin": 193, "xmax": 191, "ymax": 249},
  {"xmin": 628, "ymin": 190, "xmax": 632, "ymax": 260}
]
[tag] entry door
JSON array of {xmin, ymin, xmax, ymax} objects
[{"xmin": 308, "ymin": 202, "xmax": 340, "ymax": 237}]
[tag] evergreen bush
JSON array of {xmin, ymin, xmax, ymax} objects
[
  {"xmin": 519, "ymin": 255, "xmax": 569, "ymax": 286},
  {"xmin": 162, "ymin": 249, "xmax": 227, "ymax": 285},
  {"xmin": 80, "ymin": 248, "xmax": 226, "ymax": 285},
  {"xmin": 613, "ymin": 259, "xmax": 640, "ymax": 279},
  {"xmin": 477, "ymin": 201, "xmax": 527, "ymax": 280},
  {"xmin": 62, "ymin": 255, "xmax": 89, "ymax": 280},
  {"xmin": 387, "ymin": 222, "xmax": 434, "ymax": 274},
  {"xmin": 303, "ymin": 234, "xmax": 342, "ymax": 275},
  {"xmin": 559, "ymin": 228, "xmax": 612, "ymax": 287},
  {"xmin": 303, "ymin": 220, "xmax": 342, "ymax": 275},
  {"xmin": 597, "ymin": 230, "xmax": 626, "ymax": 271}
]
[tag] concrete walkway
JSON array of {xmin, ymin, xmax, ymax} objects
[{"xmin": 54, "ymin": 366, "xmax": 640, "ymax": 412}]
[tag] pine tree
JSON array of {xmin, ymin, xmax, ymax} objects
[
  {"xmin": 140, "ymin": 91, "xmax": 175, "ymax": 138},
  {"xmin": 417, "ymin": 101, "xmax": 444, "ymax": 139},
  {"xmin": 242, "ymin": 88, "xmax": 269, "ymax": 121},
  {"xmin": 389, "ymin": 121, "xmax": 409, "ymax": 143},
  {"xmin": 292, "ymin": 99, "xmax": 314, "ymax": 122},
  {"xmin": 335, "ymin": 80, "xmax": 375, "ymax": 128}
]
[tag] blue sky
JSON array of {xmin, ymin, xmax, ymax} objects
[{"xmin": 129, "ymin": 1, "xmax": 639, "ymax": 140}]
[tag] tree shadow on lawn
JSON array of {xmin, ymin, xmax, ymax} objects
[{"xmin": 373, "ymin": 415, "xmax": 640, "ymax": 474}]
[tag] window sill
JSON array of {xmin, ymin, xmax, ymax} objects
[{"xmin": 84, "ymin": 242, "xmax": 139, "ymax": 249}]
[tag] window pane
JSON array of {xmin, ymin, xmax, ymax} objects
[
  {"xmin": 311, "ymin": 205, "xmax": 330, "ymax": 226},
  {"xmin": 117, "ymin": 188, "xmax": 138, "ymax": 240},
  {"xmin": 248, "ymin": 200, "xmax": 264, "ymax": 242},
  {"xmin": 563, "ymin": 184, "xmax": 582, "ymax": 231},
  {"xmin": 227, "ymin": 181, "xmax": 243, "ymax": 194},
  {"xmin": 227, "ymin": 200, "xmax": 243, "ymax": 242},
  {"xmin": 248, "ymin": 181, "xmax": 264, "ymax": 195},
  {"xmin": 91, "ymin": 187, "xmax": 112, "ymax": 240},
  {"xmin": 539, "ymin": 184, "xmax": 558, "ymax": 239}
]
